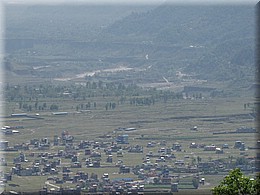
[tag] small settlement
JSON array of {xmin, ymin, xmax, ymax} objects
[{"xmin": 0, "ymin": 125, "xmax": 259, "ymax": 194}]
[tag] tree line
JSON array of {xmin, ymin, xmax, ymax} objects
[{"xmin": 5, "ymin": 81, "xmax": 185, "ymax": 113}]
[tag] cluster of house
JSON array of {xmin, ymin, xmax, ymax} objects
[
  {"xmin": 1, "ymin": 125, "xmax": 23, "ymax": 135},
  {"xmin": 0, "ymin": 128, "xmax": 259, "ymax": 194}
]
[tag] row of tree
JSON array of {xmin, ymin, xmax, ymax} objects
[
  {"xmin": 75, "ymin": 102, "xmax": 97, "ymax": 111},
  {"xmin": 18, "ymin": 102, "xmax": 59, "ymax": 112},
  {"xmin": 5, "ymin": 82, "xmax": 146, "ymax": 101},
  {"xmin": 6, "ymin": 82, "xmax": 187, "ymax": 114},
  {"xmin": 5, "ymin": 82, "xmax": 186, "ymax": 102}
]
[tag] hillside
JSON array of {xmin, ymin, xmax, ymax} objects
[
  {"xmin": 4, "ymin": 3, "xmax": 256, "ymax": 93},
  {"xmin": 99, "ymin": 4, "xmax": 255, "ymax": 82},
  {"xmin": 5, "ymin": 4, "xmax": 155, "ymax": 41},
  {"xmin": 101, "ymin": 5, "xmax": 254, "ymax": 44}
]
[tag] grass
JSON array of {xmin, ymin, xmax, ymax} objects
[{"xmin": 4, "ymin": 175, "xmax": 49, "ymax": 193}]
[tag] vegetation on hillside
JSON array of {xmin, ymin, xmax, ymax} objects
[{"xmin": 4, "ymin": 3, "xmax": 256, "ymax": 89}]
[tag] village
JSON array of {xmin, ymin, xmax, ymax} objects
[
  {"xmin": 1, "ymin": 1, "xmax": 258, "ymax": 194},
  {"xmin": 0, "ymin": 123, "xmax": 258, "ymax": 194}
]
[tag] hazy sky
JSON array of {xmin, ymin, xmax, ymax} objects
[{"xmin": 2, "ymin": 0, "xmax": 259, "ymax": 5}]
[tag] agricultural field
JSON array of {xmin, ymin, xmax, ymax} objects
[{"xmin": 0, "ymin": 84, "xmax": 257, "ymax": 193}]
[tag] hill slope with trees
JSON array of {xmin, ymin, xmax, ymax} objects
[
  {"xmin": 98, "ymin": 4, "xmax": 255, "ymax": 83},
  {"xmin": 4, "ymin": 3, "xmax": 256, "ymax": 91}
]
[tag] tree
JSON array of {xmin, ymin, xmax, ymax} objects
[
  {"xmin": 105, "ymin": 103, "xmax": 109, "ymax": 111},
  {"xmin": 111, "ymin": 102, "xmax": 116, "ymax": 109},
  {"xmin": 50, "ymin": 104, "xmax": 59, "ymax": 111},
  {"xmin": 197, "ymin": 156, "xmax": 202, "ymax": 163},
  {"xmin": 192, "ymin": 178, "xmax": 199, "ymax": 189},
  {"xmin": 34, "ymin": 101, "xmax": 38, "ymax": 109},
  {"xmin": 212, "ymin": 168, "xmax": 259, "ymax": 195}
]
